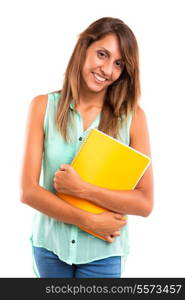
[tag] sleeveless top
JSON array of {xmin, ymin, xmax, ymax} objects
[{"xmin": 30, "ymin": 92, "xmax": 133, "ymax": 277}]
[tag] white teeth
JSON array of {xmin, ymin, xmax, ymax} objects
[{"xmin": 94, "ymin": 73, "xmax": 106, "ymax": 82}]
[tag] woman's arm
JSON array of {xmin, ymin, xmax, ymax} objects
[
  {"xmin": 79, "ymin": 106, "xmax": 154, "ymax": 217},
  {"xmin": 20, "ymin": 95, "xmax": 91, "ymax": 226},
  {"xmin": 20, "ymin": 95, "xmax": 126, "ymax": 242},
  {"xmin": 54, "ymin": 106, "xmax": 153, "ymax": 217}
]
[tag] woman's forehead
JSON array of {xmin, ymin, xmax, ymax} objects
[{"xmin": 89, "ymin": 34, "xmax": 122, "ymax": 59}]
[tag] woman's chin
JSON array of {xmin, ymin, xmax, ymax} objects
[{"xmin": 85, "ymin": 82, "xmax": 107, "ymax": 93}]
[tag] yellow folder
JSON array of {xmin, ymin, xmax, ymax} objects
[{"xmin": 56, "ymin": 128, "xmax": 151, "ymax": 240}]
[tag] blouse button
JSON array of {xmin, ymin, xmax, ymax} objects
[
  {"xmin": 71, "ymin": 240, "xmax": 75, "ymax": 244},
  {"xmin": 79, "ymin": 137, "xmax": 83, "ymax": 141}
]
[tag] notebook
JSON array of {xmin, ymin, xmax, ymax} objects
[{"xmin": 56, "ymin": 128, "xmax": 151, "ymax": 240}]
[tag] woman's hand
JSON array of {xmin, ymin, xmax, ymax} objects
[
  {"xmin": 84, "ymin": 211, "xmax": 127, "ymax": 243},
  {"xmin": 53, "ymin": 164, "xmax": 86, "ymax": 196}
]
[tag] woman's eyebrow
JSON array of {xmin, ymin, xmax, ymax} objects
[{"xmin": 98, "ymin": 47, "xmax": 122, "ymax": 61}]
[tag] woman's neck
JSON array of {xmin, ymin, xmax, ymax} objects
[{"xmin": 78, "ymin": 89, "xmax": 106, "ymax": 109}]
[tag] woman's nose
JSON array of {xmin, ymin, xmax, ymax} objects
[{"xmin": 100, "ymin": 61, "xmax": 113, "ymax": 78}]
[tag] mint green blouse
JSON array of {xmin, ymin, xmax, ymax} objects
[{"xmin": 30, "ymin": 92, "xmax": 133, "ymax": 277}]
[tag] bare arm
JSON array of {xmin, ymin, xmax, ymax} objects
[
  {"xmin": 19, "ymin": 95, "xmax": 92, "ymax": 226},
  {"xmin": 78, "ymin": 106, "xmax": 154, "ymax": 217},
  {"xmin": 20, "ymin": 95, "xmax": 126, "ymax": 242}
]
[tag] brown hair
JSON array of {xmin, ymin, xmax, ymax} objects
[{"xmin": 54, "ymin": 17, "xmax": 140, "ymax": 142}]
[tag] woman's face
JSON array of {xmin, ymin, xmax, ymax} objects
[{"xmin": 81, "ymin": 34, "xmax": 124, "ymax": 94}]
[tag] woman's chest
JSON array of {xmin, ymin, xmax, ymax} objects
[{"xmin": 77, "ymin": 109, "xmax": 101, "ymax": 132}]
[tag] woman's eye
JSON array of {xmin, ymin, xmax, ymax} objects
[
  {"xmin": 115, "ymin": 61, "xmax": 124, "ymax": 69},
  {"xmin": 97, "ymin": 51, "xmax": 106, "ymax": 58}
]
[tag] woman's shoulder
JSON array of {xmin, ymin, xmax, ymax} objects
[
  {"xmin": 130, "ymin": 105, "xmax": 147, "ymax": 134},
  {"xmin": 131, "ymin": 104, "xmax": 146, "ymax": 120},
  {"xmin": 30, "ymin": 90, "xmax": 62, "ymax": 110},
  {"xmin": 30, "ymin": 94, "xmax": 48, "ymax": 115},
  {"xmin": 130, "ymin": 105, "xmax": 151, "ymax": 154}
]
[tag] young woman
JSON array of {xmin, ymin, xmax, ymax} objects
[{"xmin": 20, "ymin": 17, "xmax": 153, "ymax": 278}]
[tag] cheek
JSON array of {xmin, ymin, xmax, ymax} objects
[
  {"xmin": 83, "ymin": 55, "xmax": 101, "ymax": 73},
  {"xmin": 113, "ymin": 70, "xmax": 122, "ymax": 82}
]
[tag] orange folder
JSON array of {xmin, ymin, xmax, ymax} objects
[{"xmin": 56, "ymin": 128, "xmax": 151, "ymax": 240}]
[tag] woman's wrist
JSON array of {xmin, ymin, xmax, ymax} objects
[
  {"xmin": 72, "ymin": 207, "xmax": 94, "ymax": 229},
  {"xmin": 78, "ymin": 180, "xmax": 95, "ymax": 202}
]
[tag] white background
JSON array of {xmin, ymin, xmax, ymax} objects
[{"xmin": 0, "ymin": 0, "xmax": 184, "ymax": 277}]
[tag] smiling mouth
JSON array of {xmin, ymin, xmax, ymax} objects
[{"xmin": 92, "ymin": 72, "xmax": 108, "ymax": 83}]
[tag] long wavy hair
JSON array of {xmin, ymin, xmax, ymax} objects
[{"xmin": 53, "ymin": 17, "xmax": 141, "ymax": 142}]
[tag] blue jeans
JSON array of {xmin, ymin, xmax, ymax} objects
[{"xmin": 33, "ymin": 246, "xmax": 121, "ymax": 278}]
